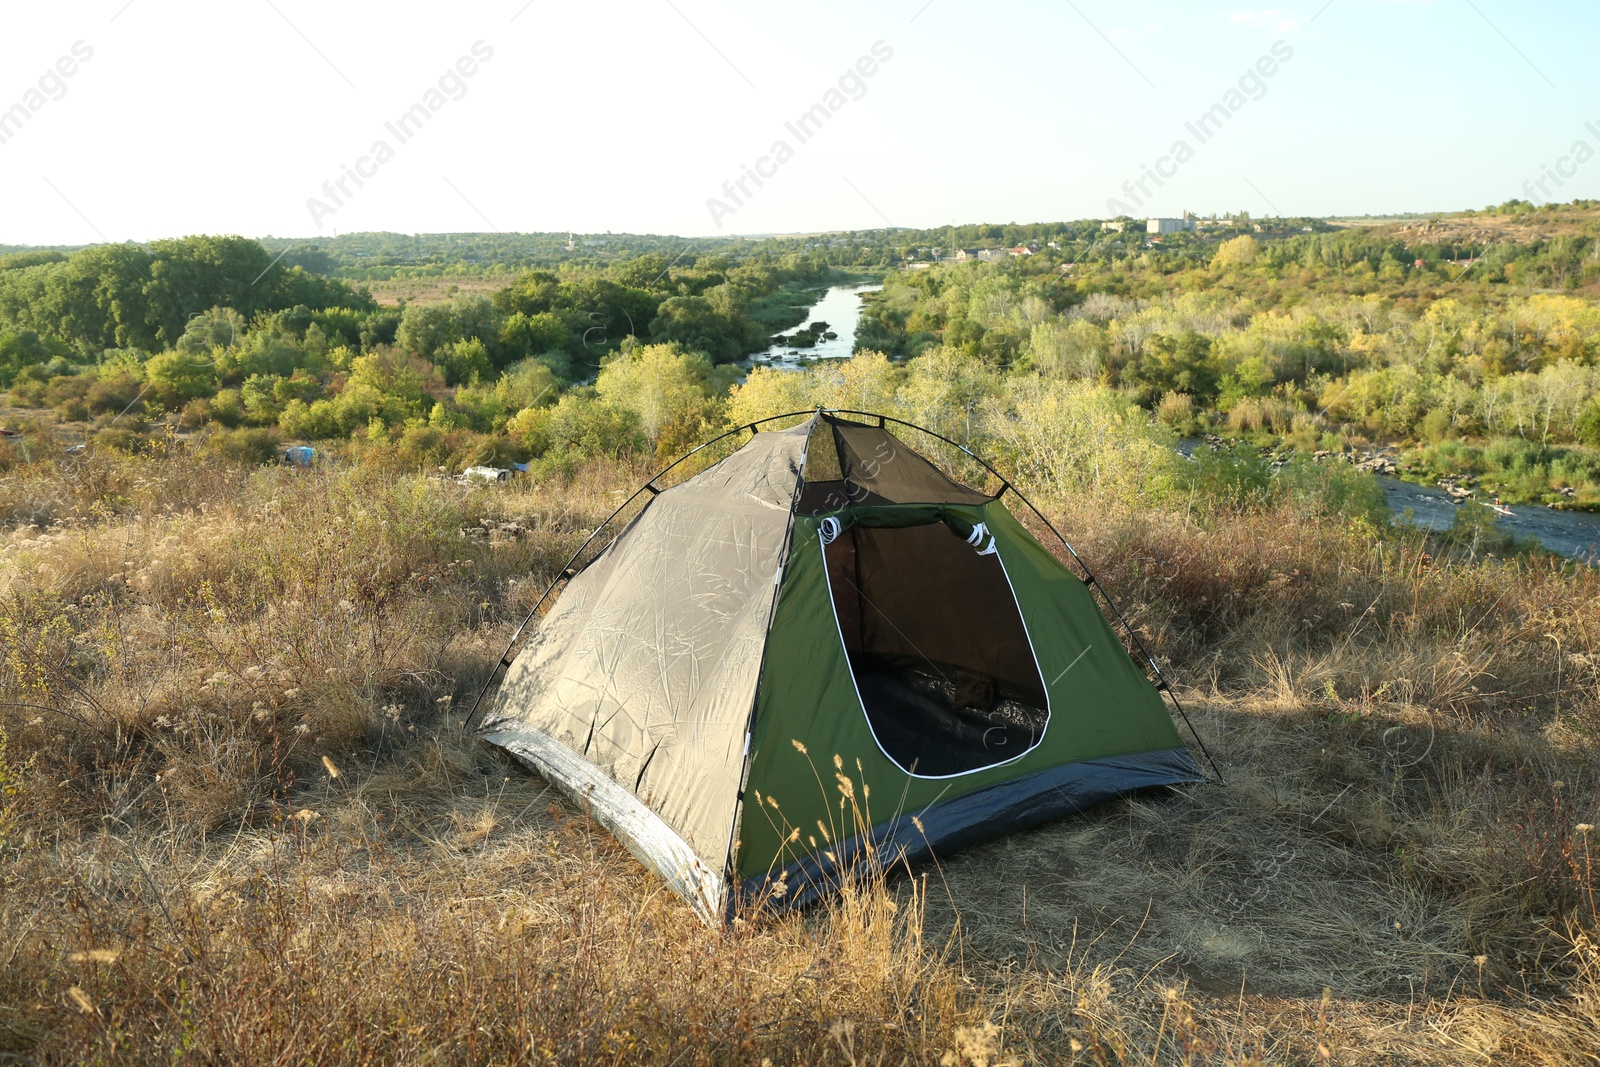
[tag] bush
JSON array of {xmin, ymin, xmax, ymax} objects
[
  {"xmin": 394, "ymin": 424, "xmax": 452, "ymax": 469},
  {"xmin": 44, "ymin": 376, "xmax": 91, "ymax": 420},
  {"xmin": 0, "ymin": 725, "xmax": 23, "ymax": 854},
  {"xmin": 86, "ymin": 371, "xmax": 145, "ymax": 417},
  {"xmin": 1419, "ymin": 408, "xmax": 1453, "ymax": 442},
  {"xmin": 981, "ymin": 379, "xmax": 1182, "ymax": 503},
  {"xmin": 1226, "ymin": 396, "xmax": 1296, "ymax": 434},
  {"xmin": 1445, "ymin": 498, "xmax": 1517, "ymax": 555},
  {"xmin": 1155, "ymin": 391, "xmax": 1198, "ymax": 434},
  {"xmin": 210, "ymin": 388, "xmax": 246, "ymax": 427},
  {"xmin": 91, "ymin": 426, "xmax": 154, "ymax": 454},
  {"xmin": 204, "ymin": 427, "xmax": 281, "ymax": 466},
  {"xmin": 1182, "ymin": 446, "xmax": 1275, "ymax": 509}
]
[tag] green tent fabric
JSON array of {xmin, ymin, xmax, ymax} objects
[{"xmin": 479, "ymin": 412, "xmax": 1205, "ymax": 923}]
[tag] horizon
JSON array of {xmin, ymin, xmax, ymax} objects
[{"xmin": 0, "ymin": 203, "xmax": 1565, "ymax": 253}]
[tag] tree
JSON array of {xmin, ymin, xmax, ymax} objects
[
  {"xmin": 499, "ymin": 312, "xmax": 570, "ymax": 365},
  {"xmin": 440, "ymin": 338, "xmax": 492, "ymax": 386},
  {"xmin": 1024, "ymin": 320, "xmax": 1105, "ymax": 380},
  {"xmin": 1212, "ymin": 235, "xmax": 1261, "ymax": 270},
  {"xmin": 396, "ymin": 303, "xmax": 458, "ymax": 361},
  {"xmin": 1127, "ymin": 330, "xmax": 1219, "ymax": 405},
  {"xmin": 595, "ymin": 343, "xmax": 721, "ymax": 445}
]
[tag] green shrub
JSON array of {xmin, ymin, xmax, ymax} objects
[
  {"xmin": 204, "ymin": 426, "xmax": 281, "ymax": 466},
  {"xmin": 210, "ymin": 388, "xmax": 247, "ymax": 427},
  {"xmin": 1419, "ymin": 408, "xmax": 1452, "ymax": 442},
  {"xmin": 91, "ymin": 426, "xmax": 154, "ymax": 454},
  {"xmin": 394, "ymin": 424, "xmax": 452, "ymax": 469},
  {"xmin": 1182, "ymin": 447, "xmax": 1275, "ymax": 510},
  {"xmin": 1444, "ymin": 499, "xmax": 1517, "ymax": 555},
  {"xmin": 87, "ymin": 371, "xmax": 144, "ymax": 416}
]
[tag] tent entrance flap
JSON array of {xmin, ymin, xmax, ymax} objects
[{"xmin": 822, "ymin": 518, "xmax": 1051, "ymax": 778}]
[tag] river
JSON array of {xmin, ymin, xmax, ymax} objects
[
  {"xmin": 749, "ymin": 283, "xmax": 883, "ymax": 368},
  {"xmin": 1375, "ymin": 475, "xmax": 1600, "ymax": 564}
]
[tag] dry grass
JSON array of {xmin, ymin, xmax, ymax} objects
[{"xmin": 3, "ymin": 428, "xmax": 1599, "ymax": 1064}]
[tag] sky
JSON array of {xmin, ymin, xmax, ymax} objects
[{"xmin": 1, "ymin": 0, "xmax": 1597, "ymax": 245}]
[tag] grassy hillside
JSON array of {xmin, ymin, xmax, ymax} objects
[{"xmin": 2, "ymin": 418, "xmax": 1597, "ymax": 1064}]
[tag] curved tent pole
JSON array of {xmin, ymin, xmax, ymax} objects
[
  {"xmin": 462, "ymin": 409, "xmax": 825, "ymax": 733},
  {"xmin": 820, "ymin": 408, "xmax": 1224, "ymax": 784}
]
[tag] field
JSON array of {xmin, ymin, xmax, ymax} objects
[{"xmin": 2, "ymin": 423, "xmax": 1598, "ymax": 1065}]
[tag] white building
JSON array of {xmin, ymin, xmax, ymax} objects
[{"xmin": 1147, "ymin": 216, "xmax": 1197, "ymax": 235}]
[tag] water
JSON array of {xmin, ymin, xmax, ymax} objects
[
  {"xmin": 1375, "ymin": 475, "xmax": 1600, "ymax": 564},
  {"xmin": 750, "ymin": 283, "xmax": 882, "ymax": 368}
]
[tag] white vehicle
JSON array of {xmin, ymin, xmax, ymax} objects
[{"xmin": 462, "ymin": 465, "xmax": 511, "ymax": 483}]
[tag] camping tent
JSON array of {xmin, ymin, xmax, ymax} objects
[{"xmin": 474, "ymin": 411, "xmax": 1211, "ymax": 923}]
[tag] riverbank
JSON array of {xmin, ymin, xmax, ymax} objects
[{"xmin": 1180, "ymin": 436, "xmax": 1600, "ymax": 563}]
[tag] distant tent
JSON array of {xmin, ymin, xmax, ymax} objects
[{"xmin": 473, "ymin": 411, "xmax": 1213, "ymax": 923}]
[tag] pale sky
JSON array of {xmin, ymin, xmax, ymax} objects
[{"xmin": 1, "ymin": 0, "xmax": 1596, "ymax": 245}]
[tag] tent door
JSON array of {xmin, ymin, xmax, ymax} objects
[{"xmin": 821, "ymin": 518, "xmax": 1051, "ymax": 778}]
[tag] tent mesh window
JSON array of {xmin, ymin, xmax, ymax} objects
[{"xmin": 823, "ymin": 520, "xmax": 1051, "ymax": 777}]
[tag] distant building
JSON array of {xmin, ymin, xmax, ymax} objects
[
  {"xmin": 978, "ymin": 248, "xmax": 1009, "ymax": 262},
  {"xmin": 1147, "ymin": 216, "xmax": 1197, "ymax": 235},
  {"xmin": 1009, "ymin": 245, "xmax": 1033, "ymax": 256},
  {"xmin": 954, "ymin": 248, "xmax": 981, "ymax": 262},
  {"xmin": 1101, "ymin": 221, "xmax": 1126, "ymax": 232}
]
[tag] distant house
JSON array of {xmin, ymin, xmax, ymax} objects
[
  {"xmin": 1147, "ymin": 217, "xmax": 1197, "ymax": 235},
  {"xmin": 1101, "ymin": 221, "xmax": 1126, "ymax": 233},
  {"xmin": 1009, "ymin": 245, "xmax": 1033, "ymax": 256},
  {"xmin": 954, "ymin": 248, "xmax": 982, "ymax": 262},
  {"xmin": 977, "ymin": 248, "xmax": 1009, "ymax": 262}
]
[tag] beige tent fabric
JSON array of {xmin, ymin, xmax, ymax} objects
[{"xmin": 482, "ymin": 423, "xmax": 809, "ymax": 876}]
